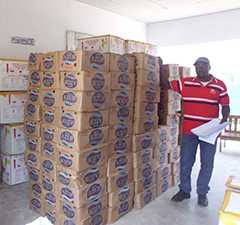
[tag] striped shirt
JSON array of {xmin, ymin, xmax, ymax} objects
[{"xmin": 171, "ymin": 75, "xmax": 230, "ymax": 134}]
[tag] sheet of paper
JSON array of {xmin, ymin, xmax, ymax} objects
[
  {"xmin": 231, "ymin": 177, "xmax": 240, "ymax": 187},
  {"xmin": 225, "ymin": 192, "xmax": 240, "ymax": 214}
]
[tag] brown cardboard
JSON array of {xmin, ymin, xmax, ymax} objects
[
  {"xmin": 132, "ymin": 131, "xmax": 156, "ymax": 152},
  {"xmin": 60, "ymin": 90, "xmax": 110, "ymax": 112},
  {"xmin": 108, "ymin": 183, "xmax": 134, "ymax": 207},
  {"xmin": 135, "ymin": 85, "xmax": 160, "ymax": 103},
  {"xmin": 171, "ymin": 158, "xmax": 180, "ymax": 175},
  {"xmin": 26, "ymin": 136, "xmax": 41, "ymax": 152},
  {"xmin": 109, "ymin": 106, "xmax": 133, "ymax": 125},
  {"xmin": 28, "ymin": 167, "xmax": 41, "ymax": 184},
  {"xmin": 42, "ymin": 107, "xmax": 60, "ymax": 126},
  {"xmin": 29, "ymin": 192, "xmax": 45, "ymax": 216},
  {"xmin": 125, "ymin": 40, "xmax": 145, "ymax": 54},
  {"xmin": 42, "ymin": 190, "xmax": 58, "ymax": 212},
  {"xmin": 29, "ymin": 182, "xmax": 42, "ymax": 199},
  {"xmin": 107, "ymin": 153, "xmax": 133, "ymax": 177},
  {"xmin": 41, "ymin": 172, "xmax": 57, "ymax": 193},
  {"xmin": 59, "ymin": 109, "xmax": 109, "ymax": 131},
  {"xmin": 134, "ymin": 174, "xmax": 156, "ymax": 194},
  {"xmin": 41, "ymin": 52, "xmax": 59, "ymax": 71},
  {"xmin": 24, "ymin": 120, "xmax": 41, "ymax": 137},
  {"xmin": 25, "ymin": 102, "xmax": 41, "ymax": 121},
  {"xmin": 108, "ymin": 199, "xmax": 133, "ymax": 223},
  {"xmin": 156, "ymin": 164, "xmax": 171, "ymax": 181},
  {"xmin": 109, "ymin": 122, "xmax": 133, "ymax": 141},
  {"xmin": 25, "ymin": 150, "xmax": 41, "ymax": 170},
  {"xmin": 110, "ymin": 72, "xmax": 135, "ymax": 90},
  {"xmin": 179, "ymin": 66, "xmax": 191, "ymax": 78},
  {"xmin": 109, "ymin": 53, "xmax": 135, "ymax": 73},
  {"xmin": 58, "ymin": 178, "xmax": 106, "ymax": 207},
  {"xmin": 133, "ymin": 161, "xmax": 155, "ymax": 181},
  {"xmin": 28, "ymin": 53, "xmax": 42, "ymax": 71},
  {"xmin": 59, "ymin": 51, "xmax": 110, "ymax": 72},
  {"xmin": 134, "ymin": 53, "xmax": 160, "ymax": 72},
  {"xmin": 107, "ymin": 168, "xmax": 133, "ymax": 193},
  {"xmin": 133, "ymin": 116, "xmax": 158, "ymax": 134},
  {"xmin": 133, "ymin": 148, "xmax": 154, "ymax": 168},
  {"xmin": 41, "ymin": 124, "xmax": 58, "ymax": 143},
  {"xmin": 168, "ymin": 146, "xmax": 180, "ymax": 163},
  {"xmin": 41, "ymin": 141, "xmax": 58, "ymax": 160},
  {"xmin": 44, "ymin": 203, "xmax": 59, "ymax": 225},
  {"xmin": 158, "ymin": 114, "xmax": 180, "ymax": 128},
  {"xmin": 136, "ymin": 69, "xmax": 160, "ymax": 86},
  {"xmin": 144, "ymin": 43, "xmax": 157, "ymax": 56},
  {"xmin": 108, "ymin": 137, "xmax": 132, "ymax": 157},
  {"xmin": 41, "ymin": 155, "xmax": 57, "ymax": 178},
  {"xmin": 60, "ymin": 71, "xmax": 111, "ymax": 92},
  {"xmin": 41, "ymin": 89, "xmax": 60, "ymax": 109},
  {"xmin": 156, "ymin": 175, "xmax": 172, "ymax": 196},
  {"xmin": 156, "ymin": 126, "xmax": 179, "ymax": 147},
  {"xmin": 57, "ymin": 144, "xmax": 107, "ymax": 172},
  {"xmin": 41, "ymin": 71, "xmax": 60, "ymax": 89},
  {"xmin": 172, "ymin": 172, "xmax": 180, "ymax": 187},
  {"xmin": 134, "ymin": 185, "xmax": 157, "ymax": 209},
  {"xmin": 153, "ymin": 147, "xmax": 169, "ymax": 168},
  {"xmin": 28, "ymin": 88, "xmax": 41, "ymax": 105},
  {"xmin": 29, "ymin": 70, "xmax": 41, "ymax": 88},
  {"xmin": 160, "ymin": 64, "xmax": 180, "ymax": 82},
  {"xmin": 111, "ymin": 89, "xmax": 134, "ymax": 108},
  {"xmin": 134, "ymin": 101, "xmax": 158, "ymax": 119},
  {"xmin": 58, "ymin": 127, "xmax": 109, "ymax": 151}
]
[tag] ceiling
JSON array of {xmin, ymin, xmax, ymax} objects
[{"xmin": 76, "ymin": 0, "xmax": 240, "ymax": 23}]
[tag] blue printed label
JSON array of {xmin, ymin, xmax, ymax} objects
[{"xmin": 91, "ymin": 73, "xmax": 105, "ymax": 90}]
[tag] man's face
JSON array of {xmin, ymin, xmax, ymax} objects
[{"xmin": 195, "ymin": 61, "xmax": 210, "ymax": 77}]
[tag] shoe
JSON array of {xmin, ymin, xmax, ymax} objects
[
  {"xmin": 198, "ymin": 194, "xmax": 208, "ymax": 207},
  {"xmin": 171, "ymin": 190, "xmax": 191, "ymax": 202}
]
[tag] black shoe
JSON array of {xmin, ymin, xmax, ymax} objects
[
  {"xmin": 198, "ymin": 194, "xmax": 208, "ymax": 207},
  {"xmin": 171, "ymin": 190, "xmax": 191, "ymax": 202}
]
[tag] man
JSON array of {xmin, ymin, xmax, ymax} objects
[{"xmin": 165, "ymin": 57, "xmax": 230, "ymax": 207}]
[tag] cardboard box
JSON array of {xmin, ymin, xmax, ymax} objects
[
  {"xmin": 2, "ymin": 153, "xmax": 28, "ymax": 185},
  {"xmin": 58, "ymin": 127, "xmax": 108, "ymax": 151},
  {"xmin": 172, "ymin": 172, "xmax": 180, "ymax": 186},
  {"xmin": 132, "ymin": 131, "xmax": 156, "ymax": 152},
  {"xmin": 134, "ymin": 174, "xmax": 156, "ymax": 194},
  {"xmin": 111, "ymin": 89, "xmax": 134, "ymax": 108},
  {"xmin": 108, "ymin": 183, "xmax": 134, "ymax": 207},
  {"xmin": 41, "ymin": 156, "xmax": 57, "ymax": 178},
  {"xmin": 156, "ymin": 126, "xmax": 179, "ymax": 147},
  {"xmin": 156, "ymin": 164, "xmax": 171, "ymax": 180},
  {"xmin": 42, "ymin": 107, "xmax": 59, "ymax": 126},
  {"xmin": 135, "ymin": 85, "xmax": 160, "ymax": 103},
  {"xmin": 25, "ymin": 102, "xmax": 41, "ymax": 121},
  {"xmin": 25, "ymin": 150, "xmax": 41, "ymax": 169},
  {"xmin": 168, "ymin": 146, "xmax": 180, "ymax": 163},
  {"xmin": 24, "ymin": 120, "xmax": 41, "ymax": 137},
  {"xmin": 144, "ymin": 43, "xmax": 157, "ymax": 56},
  {"xmin": 134, "ymin": 101, "xmax": 158, "ymax": 119},
  {"xmin": 29, "ymin": 194, "xmax": 44, "ymax": 216},
  {"xmin": 60, "ymin": 71, "xmax": 110, "ymax": 91},
  {"xmin": 133, "ymin": 116, "xmax": 158, "ymax": 134},
  {"xmin": 42, "ymin": 173, "xmax": 57, "ymax": 193},
  {"xmin": 41, "ymin": 89, "xmax": 60, "ymax": 109},
  {"xmin": 158, "ymin": 114, "xmax": 180, "ymax": 128},
  {"xmin": 58, "ymin": 178, "xmax": 106, "ymax": 207},
  {"xmin": 159, "ymin": 89, "xmax": 181, "ymax": 106},
  {"xmin": 109, "ymin": 106, "xmax": 133, "ymax": 125},
  {"xmin": 179, "ymin": 66, "xmax": 191, "ymax": 78},
  {"xmin": 42, "ymin": 190, "xmax": 58, "ymax": 211},
  {"xmin": 108, "ymin": 199, "xmax": 133, "ymax": 223},
  {"xmin": 136, "ymin": 69, "xmax": 160, "ymax": 86},
  {"xmin": 0, "ymin": 92, "xmax": 27, "ymax": 123},
  {"xmin": 111, "ymin": 72, "xmax": 135, "ymax": 90},
  {"xmin": 28, "ymin": 88, "xmax": 41, "ymax": 105},
  {"xmin": 133, "ymin": 161, "xmax": 155, "ymax": 181},
  {"xmin": 134, "ymin": 53, "xmax": 160, "ymax": 72},
  {"xmin": 41, "ymin": 124, "xmax": 58, "ymax": 143},
  {"xmin": 28, "ymin": 53, "xmax": 42, "ymax": 71},
  {"xmin": 29, "ymin": 181, "xmax": 42, "ymax": 199},
  {"xmin": 59, "ymin": 50, "xmax": 110, "ymax": 72},
  {"xmin": 125, "ymin": 40, "xmax": 145, "ymax": 54},
  {"xmin": 0, "ymin": 75, "xmax": 28, "ymax": 91},
  {"xmin": 133, "ymin": 148, "xmax": 154, "ymax": 168},
  {"xmin": 109, "ymin": 137, "xmax": 132, "ymax": 157},
  {"xmin": 107, "ymin": 153, "xmax": 133, "ymax": 177},
  {"xmin": 159, "ymin": 100, "xmax": 182, "ymax": 116},
  {"xmin": 26, "ymin": 136, "xmax": 41, "ymax": 153},
  {"xmin": 45, "ymin": 205, "xmax": 59, "ymax": 225},
  {"xmin": 41, "ymin": 71, "xmax": 60, "ymax": 89},
  {"xmin": 29, "ymin": 70, "xmax": 41, "ymax": 88},
  {"xmin": 156, "ymin": 175, "xmax": 172, "ymax": 196},
  {"xmin": 160, "ymin": 64, "xmax": 179, "ymax": 82},
  {"xmin": 0, "ymin": 124, "xmax": 26, "ymax": 155},
  {"xmin": 28, "ymin": 166, "xmax": 41, "ymax": 184},
  {"xmin": 109, "ymin": 122, "xmax": 133, "ymax": 141},
  {"xmin": 60, "ymin": 90, "xmax": 110, "ymax": 112},
  {"xmin": 41, "ymin": 52, "xmax": 59, "ymax": 71},
  {"xmin": 57, "ymin": 146, "xmax": 107, "ymax": 172},
  {"xmin": 59, "ymin": 109, "xmax": 109, "ymax": 131},
  {"xmin": 80, "ymin": 35, "xmax": 125, "ymax": 55},
  {"xmin": 42, "ymin": 141, "xmax": 58, "ymax": 160},
  {"xmin": 134, "ymin": 185, "xmax": 156, "ymax": 209},
  {"xmin": 153, "ymin": 148, "xmax": 168, "ymax": 168},
  {"xmin": 171, "ymin": 158, "xmax": 180, "ymax": 175},
  {"xmin": 0, "ymin": 60, "xmax": 28, "ymax": 76},
  {"xmin": 107, "ymin": 168, "xmax": 133, "ymax": 193},
  {"xmin": 109, "ymin": 53, "xmax": 135, "ymax": 73}
]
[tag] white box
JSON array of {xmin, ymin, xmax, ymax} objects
[
  {"xmin": 2, "ymin": 153, "xmax": 28, "ymax": 185},
  {"xmin": 0, "ymin": 60, "xmax": 28, "ymax": 76},
  {"xmin": 1, "ymin": 124, "xmax": 26, "ymax": 155}
]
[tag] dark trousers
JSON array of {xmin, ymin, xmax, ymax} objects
[{"xmin": 179, "ymin": 134, "xmax": 217, "ymax": 195}]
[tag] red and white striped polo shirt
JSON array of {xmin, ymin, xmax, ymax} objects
[{"xmin": 171, "ymin": 75, "xmax": 230, "ymax": 134}]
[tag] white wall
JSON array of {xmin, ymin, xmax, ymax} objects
[
  {"xmin": 147, "ymin": 9, "xmax": 240, "ymax": 46},
  {"xmin": 0, "ymin": 0, "xmax": 146, "ymax": 59}
]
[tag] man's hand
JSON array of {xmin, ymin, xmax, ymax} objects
[{"xmin": 220, "ymin": 105, "xmax": 230, "ymax": 124}]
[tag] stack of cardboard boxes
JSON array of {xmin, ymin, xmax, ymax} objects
[
  {"xmin": 107, "ymin": 53, "xmax": 135, "ymax": 223},
  {"xmin": 155, "ymin": 64, "xmax": 182, "ymax": 196},
  {"xmin": 132, "ymin": 53, "xmax": 160, "ymax": 208},
  {"xmin": 0, "ymin": 59, "xmax": 29, "ymax": 185}
]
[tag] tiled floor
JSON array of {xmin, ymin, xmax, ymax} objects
[{"xmin": 0, "ymin": 141, "xmax": 240, "ymax": 225}]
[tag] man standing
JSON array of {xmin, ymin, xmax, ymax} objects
[{"xmin": 166, "ymin": 57, "xmax": 230, "ymax": 207}]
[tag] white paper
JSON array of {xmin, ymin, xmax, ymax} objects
[
  {"xmin": 225, "ymin": 192, "xmax": 240, "ymax": 214},
  {"xmin": 191, "ymin": 118, "xmax": 230, "ymax": 145}
]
